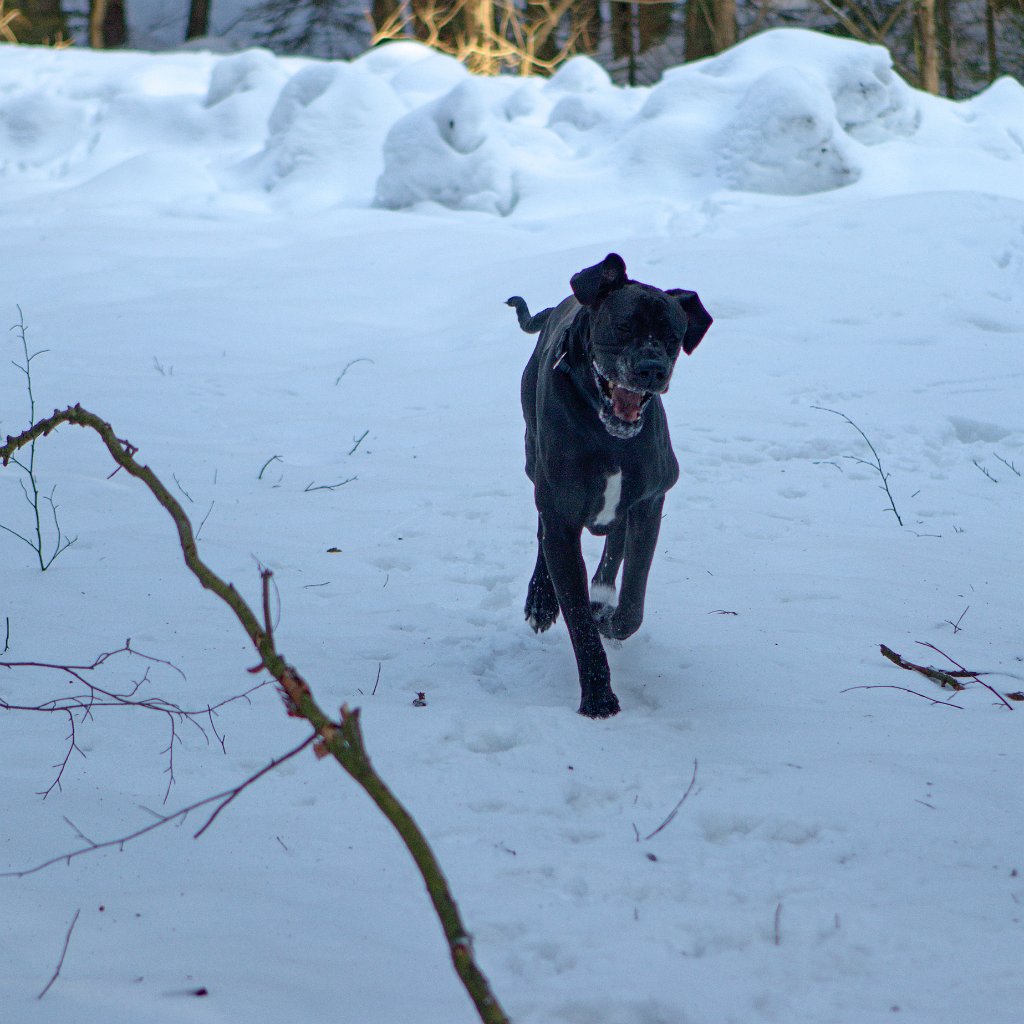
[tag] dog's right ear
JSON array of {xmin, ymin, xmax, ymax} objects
[{"xmin": 570, "ymin": 253, "xmax": 628, "ymax": 308}]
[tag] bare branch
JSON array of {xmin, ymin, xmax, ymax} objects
[
  {"xmin": 3, "ymin": 736, "xmax": 315, "ymax": 879},
  {"xmin": 37, "ymin": 908, "xmax": 80, "ymax": 1000},
  {"xmin": 643, "ymin": 759, "xmax": 699, "ymax": 840},
  {"xmin": 1, "ymin": 404, "xmax": 511, "ymax": 1024},
  {"xmin": 812, "ymin": 406, "xmax": 903, "ymax": 526}
]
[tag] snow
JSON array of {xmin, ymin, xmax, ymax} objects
[{"xmin": 1, "ymin": 28, "xmax": 1023, "ymax": 1024}]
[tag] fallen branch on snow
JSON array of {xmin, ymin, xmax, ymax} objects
[{"xmin": 1, "ymin": 403, "xmax": 509, "ymax": 1024}]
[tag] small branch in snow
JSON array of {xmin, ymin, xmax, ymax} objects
[
  {"xmin": 880, "ymin": 643, "xmax": 968, "ymax": 690},
  {"xmin": 643, "ymin": 759, "xmax": 699, "ymax": 840},
  {"xmin": 812, "ymin": 406, "xmax": 903, "ymax": 526},
  {"xmin": 334, "ymin": 357, "xmax": 373, "ymax": 385},
  {"xmin": 0, "ymin": 641, "xmax": 269, "ymax": 799},
  {"xmin": 3, "ymin": 737, "xmax": 316, "ymax": 879},
  {"xmin": 971, "ymin": 459, "xmax": 998, "ymax": 483},
  {"xmin": 914, "ymin": 641, "xmax": 1014, "ymax": 710},
  {"xmin": 944, "ymin": 606, "xmax": 969, "ymax": 634},
  {"xmin": 349, "ymin": 429, "xmax": 369, "ymax": 456},
  {"xmin": 773, "ymin": 902, "xmax": 782, "ymax": 946},
  {"xmin": 257, "ymin": 454, "xmax": 282, "ymax": 480},
  {"xmin": 841, "ymin": 683, "xmax": 963, "ymax": 708},
  {"xmin": 993, "ymin": 453, "xmax": 1020, "ymax": 477},
  {"xmin": 37, "ymin": 908, "xmax": 80, "ymax": 1000},
  {"xmin": 304, "ymin": 476, "xmax": 356, "ymax": 493}
]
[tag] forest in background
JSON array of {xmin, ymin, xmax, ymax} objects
[{"xmin": 7, "ymin": 0, "xmax": 1024, "ymax": 100}]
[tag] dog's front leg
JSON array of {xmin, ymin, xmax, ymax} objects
[
  {"xmin": 603, "ymin": 495, "xmax": 665, "ymax": 641},
  {"xmin": 540, "ymin": 515, "xmax": 620, "ymax": 718}
]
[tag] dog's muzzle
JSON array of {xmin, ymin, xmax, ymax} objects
[{"xmin": 592, "ymin": 361, "xmax": 661, "ymax": 439}]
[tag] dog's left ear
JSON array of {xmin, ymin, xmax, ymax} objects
[
  {"xmin": 571, "ymin": 253, "xmax": 628, "ymax": 308},
  {"xmin": 668, "ymin": 289, "xmax": 713, "ymax": 355}
]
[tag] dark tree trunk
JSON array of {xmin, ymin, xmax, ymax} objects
[
  {"xmin": 185, "ymin": 0, "xmax": 210, "ymax": 40},
  {"xmin": 89, "ymin": 0, "xmax": 127, "ymax": 48},
  {"xmin": 16, "ymin": 0, "xmax": 68, "ymax": 44},
  {"xmin": 638, "ymin": 2, "xmax": 672, "ymax": 53}
]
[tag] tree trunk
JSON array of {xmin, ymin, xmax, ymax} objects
[
  {"xmin": 185, "ymin": 0, "xmax": 210, "ymax": 40},
  {"xmin": 712, "ymin": 0, "xmax": 736, "ymax": 52},
  {"xmin": 465, "ymin": 0, "xmax": 497, "ymax": 73},
  {"xmin": 914, "ymin": 0, "xmax": 940, "ymax": 94},
  {"xmin": 15, "ymin": 0, "xmax": 68, "ymax": 44},
  {"xmin": 638, "ymin": 1, "xmax": 672, "ymax": 54},
  {"xmin": 984, "ymin": 0, "xmax": 999, "ymax": 83},
  {"xmin": 89, "ymin": 0, "xmax": 127, "ymax": 48},
  {"xmin": 936, "ymin": 0, "xmax": 955, "ymax": 96},
  {"xmin": 685, "ymin": 0, "xmax": 735, "ymax": 60}
]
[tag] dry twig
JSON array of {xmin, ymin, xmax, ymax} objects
[{"xmin": 37, "ymin": 908, "xmax": 80, "ymax": 1000}]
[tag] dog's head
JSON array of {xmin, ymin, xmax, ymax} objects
[{"xmin": 569, "ymin": 253, "xmax": 712, "ymax": 439}]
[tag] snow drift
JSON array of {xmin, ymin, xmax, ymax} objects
[{"xmin": 2, "ymin": 29, "xmax": 1024, "ymax": 214}]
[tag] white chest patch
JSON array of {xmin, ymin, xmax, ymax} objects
[{"xmin": 594, "ymin": 470, "xmax": 622, "ymax": 527}]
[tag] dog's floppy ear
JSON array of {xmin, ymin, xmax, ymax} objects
[
  {"xmin": 668, "ymin": 289, "xmax": 713, "ymax": 355},
  {"xmin": 570, "ymin": 253, "xmax": 628, "ymax": 308}
]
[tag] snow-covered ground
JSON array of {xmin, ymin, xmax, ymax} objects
[{"xmin": 2, "ymin": 29, "xmax": 1023, "ymax": 1024}]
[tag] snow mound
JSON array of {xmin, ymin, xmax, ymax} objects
[
  {"xmin": 1, "ymin": 30, "xmax": 1023, "ymax": 214},
  {"xmin": 375, "ymin": 78, "xmax": 519, "ymax": 215},
  {"xmin": 718, "ymin": 67, "xmax": 861, "ymax": 195}
]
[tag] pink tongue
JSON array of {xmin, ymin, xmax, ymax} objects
[{"xmin": 611, "ymin": 385, "xmax": 643, "ymax": 422}]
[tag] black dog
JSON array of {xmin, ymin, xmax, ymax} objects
[{"xmin": 508, "ymin": 253, "xmax": 712, "ymax": 718}]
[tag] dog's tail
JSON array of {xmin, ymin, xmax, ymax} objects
[{"xmin": 506, "ymin": 296, "xmax": 553, "ymax": 335}]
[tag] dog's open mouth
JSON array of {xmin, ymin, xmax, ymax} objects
[{"xmin": 593, "ymin": 362, "xmax": 653, "ymax": 435}]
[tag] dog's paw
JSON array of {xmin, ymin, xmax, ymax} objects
[
  {"xmin": 597, "ymin": 609, "xmax": 642, "ymax": 642},
  {"xmin": 578, "ymin": 689, "xmax": 621, "ymax": 719},
  {"xmin": 525, "ymin": 592, "xmax": 559, "ymax": 633}
]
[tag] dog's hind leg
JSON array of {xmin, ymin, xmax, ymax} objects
[{"xmin": 525, "ymin": 517, "xmax": 560, "ymax": 633}]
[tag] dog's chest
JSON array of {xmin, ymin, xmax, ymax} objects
[{"xmin": 589, "ymin": 469, "xmax": 623, "ymax": 531}]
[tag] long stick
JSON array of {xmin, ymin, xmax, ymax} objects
[{"xmin": 2, "ymin": 405, "xmax": 509, "ymax": 1024}]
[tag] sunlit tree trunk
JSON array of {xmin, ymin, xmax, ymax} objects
[
  {"xmin": 89, "ymin": 0, "xmax": 126, "ymax": 48},
  {"xmin": 685, "ymin": 0, "xmax": 735, "ymax": 60},
  {"xmin": 913, "ymin": 0, "xmax": 940, "ymax": 93},
  {"xmin": 465, "ymin": 0, "xmax": 497, "ymax": 73}
]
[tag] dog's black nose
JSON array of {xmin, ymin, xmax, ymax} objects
[{"xmin": 634, "ymin": 360, "xmax": 669, "ymax": 390}]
